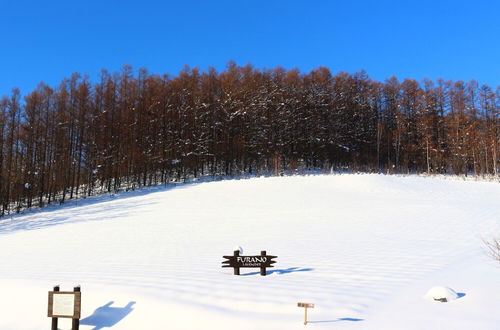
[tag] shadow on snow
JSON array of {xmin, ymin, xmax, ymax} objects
[
  {"xmin": 0, "ymin": 174, "xmax": 269, "ymax": 234},
  {"xmin": 240, "ymin": 267, "xmax": 314, "ymax": 276},
  {"xmin": 0, "ymin": 171, "xmax": 330, "ymax": 234},
  {"xmin": 308, "ymin": 318, "xmax": 364, "ymax": 323},
  {"xmin": 80, "ymin": 301, "xmax": 135, "ymax": 330}
]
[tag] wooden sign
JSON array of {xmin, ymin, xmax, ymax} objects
[
  {"xmin": 297, "ymin": 302, "xmax": 314, "ymax": 308},
  {"xmin": 222, "ymin": 250, "xmax": 277, "ymax": 276},
  {"xmin": 297, "ymin": 302, "xmax": 314, "ymax": 325},
  {"xmin": 48, "ymin": 286, "xmax": 81, "ymax": 330}
]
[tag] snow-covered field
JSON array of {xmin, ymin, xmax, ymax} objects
[{"xmin": 0, "ymin": 174, "xmax": 499, "ymax": 329}]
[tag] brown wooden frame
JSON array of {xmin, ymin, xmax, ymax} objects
[{"xmin": 47, "ymin": 291, "xmax": 81, "ymax": 319}]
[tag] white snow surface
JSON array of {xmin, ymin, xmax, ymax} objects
[{"xmin": 0, "ymin": 174, "xmax": 499, "ymax": 329}]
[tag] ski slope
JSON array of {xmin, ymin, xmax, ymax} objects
[{"xmin": 0, "ymin": 174, "xmax": 499, "ymax": 329}]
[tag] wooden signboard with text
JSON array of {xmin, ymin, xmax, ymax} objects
[
  {"xmin": 48, "ymin": 286, "xmax": 81, "ymax": 330},
  {"xmin": 222, "ymin": 250, "xmax": 277, "ymax": 276}
]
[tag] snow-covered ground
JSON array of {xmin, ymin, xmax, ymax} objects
[{"xmin": 0, "ymin": 174, "xmax": 499, "ymax": 329}]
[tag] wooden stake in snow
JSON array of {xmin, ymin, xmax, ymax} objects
[{"xmin": 297, "ymin": 302, "xmax": 314, "ymax": 325}]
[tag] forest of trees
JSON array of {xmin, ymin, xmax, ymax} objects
[{"xmin": 0, "ymin": 63, "xmax": 499, "ymax": 216}]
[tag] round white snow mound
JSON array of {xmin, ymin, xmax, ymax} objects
[
  {"xmin": 233, "ymin": 246, "xmax": 243, "ymax": 254},
  {"xmin": 424, "ymin": 286, "xmax": 459, "ymax": 302}
]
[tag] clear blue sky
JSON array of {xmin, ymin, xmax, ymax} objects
[{"xmin": 1, "ymin": 0, "xmax": 499, "ymax": 97}]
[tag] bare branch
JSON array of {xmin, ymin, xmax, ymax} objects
[{"xmin": 484, "ymin": 237, "xmax": 500, "ymax": 262}]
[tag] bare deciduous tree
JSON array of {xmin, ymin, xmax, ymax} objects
[
  {"xmin": 485, "ymin": 237, "xmax": 500, "ymax": 263},
  {"xmin": 0, "ymin": 64, "xmax": 499, "ymax": 216}
]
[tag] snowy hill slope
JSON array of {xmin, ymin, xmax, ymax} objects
[{"xmin": 0, "ymin": 174, "xmax": 499, "ymax": 329}]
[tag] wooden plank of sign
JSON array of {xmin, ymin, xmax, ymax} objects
[
  {"xmin": 51, "ymin": 286, "xmax": 59, "ymax": 330},
  {"xmin": 72, "ymin": 286, "xmax": 81, "ymax": 330},
  {"xmin": 297, "ymin": 302, "xmax": 315, "ymax": 308},
  {"xmin": 222, "ymin": 255, "xmax": 277, "ymax": 268},
  {"xmin": 260, "ymin": 250, "xmax": 266, "ymax": 276},
  {"xmin": 48, "ymin": 291, "xmax": 81, "ymax": 319},
  {"xmin": 232, "ymin": 250, "xmax": 240, "ymax": 275}
]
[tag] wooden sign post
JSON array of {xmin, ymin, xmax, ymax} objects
[
  {"xmin": 297, "ymin": 302, "xmax": 314, "ymax": 325},
  {"xmin": 48, "ymin": 286, "xmax": 81, "ymax": 330},
  {"xmin": 222, "ymin": 250, "xmax": 277, "ymax": 276}
]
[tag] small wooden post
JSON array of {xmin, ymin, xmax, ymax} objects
[
  {"xmin": 51, "ymin": 286, "xmax": 59, "ymax": 330},
  {"xmin": 233, "ymin": 250, "xmax": 240, "ymax": 275},
  {"xmin": 260, "ymin": 250, "xmax": 267, "ymax": 276},
  {"xmin": 72, "ymin": 286, "xmax": 80, "ymax": 330},
  {"xmin": 297, "ymin": 302, "xmax": 314, "ymax": 325}
]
